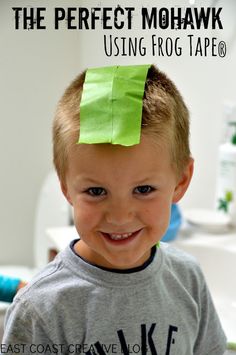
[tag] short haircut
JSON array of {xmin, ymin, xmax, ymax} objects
[{"xmin": 53, "ymin": 65, "xmax": 191, "ymax": 182}]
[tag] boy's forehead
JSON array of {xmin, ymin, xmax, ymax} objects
[
  {"xmin": 68, "ymin": 135, "xmax": 173, "ymax": 178},
  {"xmin": 73, "ymin": 135, "xmax": 161, "ymax": 159}
]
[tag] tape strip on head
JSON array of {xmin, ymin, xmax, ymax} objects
[{"xmin": 78, "ymin": 64, "xmax": 151, "ymax": 146}]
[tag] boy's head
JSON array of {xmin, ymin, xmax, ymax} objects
[
  {"xmin": 53, "ymin": 65, "xmax": 191, "ymax": 183},
  {"xmin": 52, "ymin": 64, "xmax": 193, "ymax": 269}
]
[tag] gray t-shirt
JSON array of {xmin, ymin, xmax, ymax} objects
[{"xmin": 2, "ymin": 241, "xmax": 226, "ymax": 355}]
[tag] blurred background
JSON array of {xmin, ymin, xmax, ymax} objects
[{"xmin": 0, "ymin": 0, "xmax": 236, "ymax": 268}]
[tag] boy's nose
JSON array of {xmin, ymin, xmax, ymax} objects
[{"xmin": 105, "ymin": 200, "xmax": 135, "ymax": 226}]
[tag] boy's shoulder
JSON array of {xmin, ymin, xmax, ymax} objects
[
  {"xmin": 14, "ymin": 255, "xmax": 64, "ymax": 302},
  {"xmin": 160, "ymin": 241, "xmax": 200, "ymax": 266},
  {"xmin": 160, "ymin": 242, "xmax": 206, "ymax": 295},
  {"xmin": 160, "ymin": 241, "xmax": 202, "ymax": 272},
  {"xmin": 12, "ymin": 245, "xmax": 78, "ymax": 308}
]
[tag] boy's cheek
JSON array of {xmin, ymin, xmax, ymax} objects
[
  {"xmin": 73, "ymin": 204, "xmax": 100, "ymax": 228},
  {"xmin": 143, "ymin": 200, "xmax": 171, "ymax": 227},
  {"xmin": 142, "ymin": 196, "xmax": 172, "ymax": 217}
]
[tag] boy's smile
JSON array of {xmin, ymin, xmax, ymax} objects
[{"xmin": 62, "ymin": 135, "xmax": 193, "ymax": 270}]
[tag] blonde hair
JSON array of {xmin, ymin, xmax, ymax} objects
[{"xmin": 53, "ymin": 65, "xmax": 191, "ymax": 182}]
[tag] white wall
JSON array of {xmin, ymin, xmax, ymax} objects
[
  {"xmin": 1, "ymin": 0, "xmax": 236, "ymax": 266},
  {"xmin": 0, "ymin": 0, "xmax": 80, "ymax": 266}
]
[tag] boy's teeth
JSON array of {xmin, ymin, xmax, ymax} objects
[{"xmin": 108, "ymin": 232, "xmax": 133, "ymax": 240}]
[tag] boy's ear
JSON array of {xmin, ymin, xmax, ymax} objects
[
  {"xmin": 172, "ymin": 158, "xmax": 194, "ymax": 203},
  {"xmin": 60, "ymin": 180, "xmax": 73, "ymax": 206}
]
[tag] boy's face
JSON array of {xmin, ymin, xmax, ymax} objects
[{"xmin": 62, "ymin": 135, "xmax": 193, "ymax": 270}]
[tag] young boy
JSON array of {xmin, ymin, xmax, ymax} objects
[{"xmin": 2, "ymin": 65, "xmax": 226, "ymax": 354}]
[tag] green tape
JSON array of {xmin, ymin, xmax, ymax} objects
[{"xmin": 78, "ymin": 64, "xmax": 151, "ymax": 146}]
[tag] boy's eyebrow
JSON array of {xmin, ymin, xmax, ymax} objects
[
  {"xmin": 133, "ymin": 176, "xmax": 162, "ymax": 185},
  {"xmin": 74, "ymin": 176, "xmax": 103, "ymax": 185},
  {"xmin": 75, "ymin": 175, "xmax": 161, "ymax": 186}
]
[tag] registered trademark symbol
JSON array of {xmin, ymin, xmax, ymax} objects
[{"xmin": 218, "ymin": 41, "xmax": 226, "ymax": 57}]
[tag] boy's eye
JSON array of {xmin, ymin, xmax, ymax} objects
[
  {"xmin": 86, "ymin": 187, "xmax": 106, "ymax": 196},
  {"xmin": 134, "ymin": 185, "xmax": 155, "ymax": 195}
]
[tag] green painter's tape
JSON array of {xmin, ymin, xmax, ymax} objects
[{"xmin": 78, "ymin": 64, "xmax": 151, "ymax": 146}]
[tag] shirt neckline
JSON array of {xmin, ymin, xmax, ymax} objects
[
  {"xmin": 61, "ymin": 239, "xmax": 163, "ymax": 288},
  {"xmin": 70, "ymin": 239, "xmax": 157, "ymax": 274}
]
